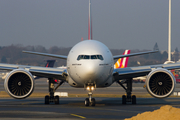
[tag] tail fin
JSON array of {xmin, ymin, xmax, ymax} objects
[
  {"xmin": 35, "ymin": 60, "xmax": 56, "ymax": 80},
  {"xmin": 114, "ymin": 50, "xmax": 131, "ymax": 69},
  {"xmin": 45, "ymin": 60, "xmax": 56, "ymax": 68},
  {"xmin": 88, "ymin": 0, "xmax": 92, "ymax": 40}
]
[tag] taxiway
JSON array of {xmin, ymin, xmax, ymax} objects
[
  {"xmin": 0, "ymin": 97, "xmax": 180, "ymax": 120},
  {"xmin": 0, "ymin": 79, "xmax": 180, "ymax": 119}
]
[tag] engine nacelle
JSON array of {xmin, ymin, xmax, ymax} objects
[
  {"xmin": 4, "ymin": 69, "xmax": 34, "ymax": 99},
  {"xmin": 146, "ymin": 68, "xmax": 176, "ymax": 98}
]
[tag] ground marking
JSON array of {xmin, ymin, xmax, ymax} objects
[
  {"xmin": 71, "ymin": 114, "xmax": 86, "ymax": 119},
  {"xmin": 80, "ymin": 107, "xmax": 142, "ymax": 113}
]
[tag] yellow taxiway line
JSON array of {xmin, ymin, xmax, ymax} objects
[{"xmin": 71, "ymin": 114, "xmax": 86, "ymax": 119}]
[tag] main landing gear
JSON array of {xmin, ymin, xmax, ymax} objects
[
  {"xmin": 117, "ymin": 78, "xmax": 136, "ymax": 105},
  {"xmin": 45, "ymin": 78, "xmax": 64, "ymax": 104},
  {"xmin": 85, "ymin": 85, "xmax": 96, "ymax": 106}
]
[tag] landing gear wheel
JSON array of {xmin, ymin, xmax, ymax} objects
[
  {"xmin": 45, "ymin": 95, "xmax": 49, "ymax": 104},
  {"xmin": 54, "ymin": 96, "xmax": 59, "ymax": 104},
  {"xmin": 132, "ymin": 95, "xmax": 136, "ymax": 104},
  {"xmin": 85, "ymin": 98, "xmax": 90, "ymax": 106},
  {"xmin": 122, "ymin": 95, "xmax": 126, "ymax": 104},
  {"xmin": 91, "ymin": 98, "xmax": 96, "ymax": 106}
]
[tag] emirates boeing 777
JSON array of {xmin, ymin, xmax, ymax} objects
[{"xmin": 0, "ymin": 0, "xmax": 180, "ymax": 106}]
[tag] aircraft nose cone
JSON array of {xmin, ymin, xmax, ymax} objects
[
  {"xmin": 81, "ymin": 62, "xmax": 101, "ymax": 82},
  {"xmin": 86, "ymin": 64, "xmax": 96, "ymax": 75},
  {"xmin": 73, "ymin": 61, "xmax": 103, "ymax": 84}
]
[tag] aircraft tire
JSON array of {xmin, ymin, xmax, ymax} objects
[
  {"xmin": 85, "ymin": 98, "xmax": 89, "ymax": 106},
  {"xmin": 132, "ymin": 95, "xmax": 136, "ymax": 104},
  {"xmin": 122, "ymin": 95, "xmax": 126, "ymax": 104},
  {"xmin": 91, "ymin": 98, "xmax": 96, "ymax": 106},
  {"xmin": 45, "ymin": 95, "xmax": 49, "ymax": 104},
  {"xmin": 54, "ymin": 96, "xmax": 59, "ymax": 104}
]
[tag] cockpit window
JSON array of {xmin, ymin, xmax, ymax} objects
[
  {"xmin": 91, "ymin": 55, "xmax": 97, "ymax": 59},
  {"xmin": 77, "ymin": 55, "xmax": 84, "ymax": 60},
  {"xmin": 84, "ymin": 55, "xmax": 90, "ymax": 59},
  {"xmin": 97, "ymin": 55, "xmax": 104, "ymax": 60},
  {"xmin": 77, "ymin": 55, "xmax": 103, "ymax": 60}
]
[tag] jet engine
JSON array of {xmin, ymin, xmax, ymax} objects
[
  {"xmin": 146, "ymin": 68, "xmax": 176, "ymax": 98},
  {"xmin": 4, "ymin": 69, "xmax": 34, "ymax": 99}
]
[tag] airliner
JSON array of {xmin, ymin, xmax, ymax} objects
[{"xmin": 0, "ymin": 0, "xmax": 180, "ymax": 106}]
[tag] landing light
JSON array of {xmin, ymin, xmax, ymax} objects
[
  {"xmin": 86, "ymin": 86, "xmax": 95, "ymax": 91},
  {"xmin": 86, "ymin": 86, "xmax": 90, "ymax": 90}
]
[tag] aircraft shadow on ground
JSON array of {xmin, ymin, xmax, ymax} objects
[
  {"xmin": 8, "ymin": 97, "xmax": 179, "ymax": 106},
  {"xmin": 59, "ymin": 97, "xmax": 180, "ymax": 106}
]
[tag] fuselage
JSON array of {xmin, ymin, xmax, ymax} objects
[{"xmin": 67, "ymin": 40, "xmax": 114, "ymax": 88}]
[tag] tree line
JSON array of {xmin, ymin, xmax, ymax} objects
[{"xmin": 0, "ymin": 44, "xmax": 169, "ymax": 67}]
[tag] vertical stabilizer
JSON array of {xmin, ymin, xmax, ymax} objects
[
  {"xmin": 88, "ymin": 0, "xmax": 92, "ymax": 40},
  {"xmin": 45, "ymin": 60, "xmax": 56, "ymax": 68},
  {"xmin": 114, "ymin": 50, "xmax": 131, "ymax": 69},
  {"xmin": 35, "ymin": 60, "xmax": 56, "ymax": 79}
]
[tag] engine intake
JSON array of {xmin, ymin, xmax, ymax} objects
[
  {"xmin": 4, "ymin": 69, "xmax": 34, "ymax": 99},
  {"xmin": 146, "ymin": 68, "xmax": 176, "ymax": 98}
]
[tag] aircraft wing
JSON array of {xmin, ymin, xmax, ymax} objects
[
  {"xmin": 0, "ymin": 63, "xmax": 67, "ymax": 80},
  {"xmin": 23, "ymin": 51, "xmax": 67, "ymax": 60},
  {"xmin": 113, "ymin": 50, "xmax": 158, "ymax": 59},
  {"xmin": 113, "ymin": 62, "xmax": 180, "ymax": 81}
]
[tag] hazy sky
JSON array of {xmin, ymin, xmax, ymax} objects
[{"xmin": 0, "ymin": 0, "xmax": 180, "ymax": 51}]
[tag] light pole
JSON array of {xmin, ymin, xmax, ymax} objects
[{"xmin": 168, "ymin": 0, "xmax": 171, "ymax": 61}]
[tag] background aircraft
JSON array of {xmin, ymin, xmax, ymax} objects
[{"xmin": 114, "ymin": 50, "xmax": 130, "ymax": 69}]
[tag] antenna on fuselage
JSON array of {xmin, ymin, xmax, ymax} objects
[{"xmin": 88, "ymin": 0, "xmax": 93, "ymax": 40}]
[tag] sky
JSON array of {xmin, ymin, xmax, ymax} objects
[{"xmin": 0, "ymin": 0, "xmax": 180, "ymax": 51}]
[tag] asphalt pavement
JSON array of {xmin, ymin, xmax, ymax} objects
[
  {"xmin": 0, "ymin": 97, "xmax": 180, "ymax": 120},
  {"xmin": 0, "ymin": 79, "xmax": 180, "ymax": 120}
]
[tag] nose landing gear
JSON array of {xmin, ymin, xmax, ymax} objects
[{"xmin": 85, "ymin": 85, "xmax": 96, "ymax": 106}]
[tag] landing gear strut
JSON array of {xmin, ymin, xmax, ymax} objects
[
  {"xmin": 85, "ymin": 85, "xmax": 96, "ymax": 106},
  {"xmin": 45, "ymin": 78, "xmax": 64, "ymax": 104},
  {"xmin": 117, "ymin": 78, "xmax": 136, "ymax": 104}
]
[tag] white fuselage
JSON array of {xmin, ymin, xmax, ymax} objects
[{"xmin": 67, "ymin": 40, "xmax": 114, "ymax": 88}]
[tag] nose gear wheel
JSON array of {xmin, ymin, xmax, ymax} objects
[{"xmin": 85, "ymin": 84, "xmax": 96, "ymax": 106}]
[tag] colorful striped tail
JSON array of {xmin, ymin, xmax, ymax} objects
[{"xmin": 114, "ymin": 50, "xmax": 131, "ymax": 69}]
